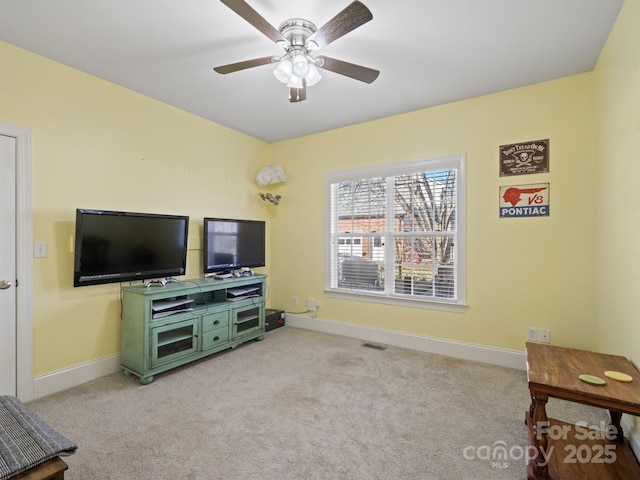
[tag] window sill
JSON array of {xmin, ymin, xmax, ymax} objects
[{"xmin": 325, "ymin": 288, "xmax": 467, "ymax": 313}]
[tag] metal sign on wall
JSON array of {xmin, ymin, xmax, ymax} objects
[
  {"xmin": 499, "ymin": 139, "xmax": 549, "ymax": 176},
  {"xmin": 500, "ymin": 183, "xmax": 550, "ymax": 218}
]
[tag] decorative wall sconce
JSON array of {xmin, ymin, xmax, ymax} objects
[
  {"xmin": 256, "ymin": 165, "xmax": 287, "ymax": 186},
  {"xmin": 257, "ymin": 165, "xmax": 286, "ymax": 206}
]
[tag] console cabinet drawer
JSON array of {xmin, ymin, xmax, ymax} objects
[
  {"xmin": 202, "ymin": 311, "xmax": 230, "ymax": 332},
  {"xmin": 201, "ymin": 327, "xmax": 230, "ymax": 350}
]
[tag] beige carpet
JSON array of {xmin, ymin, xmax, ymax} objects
[{"xmin": 28, "ymin": 327, "xmax": 607, "ymax": 479}]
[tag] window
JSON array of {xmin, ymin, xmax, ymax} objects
[{"xmin": 326, "ymin": 154, "xmax": 466, "ymax": 311}]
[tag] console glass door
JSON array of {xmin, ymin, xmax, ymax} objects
[{"xmin": 151, "ymin": 318, "xmax": 198, "ymax": 366}]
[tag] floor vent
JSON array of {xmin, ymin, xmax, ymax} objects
[{"xmin": 361, "ymin": 341, "xmax": 387, "ymax": 351}]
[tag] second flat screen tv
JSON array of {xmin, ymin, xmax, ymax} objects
[{"xmin": 203, "ymin": 218, "xmax": 265, "ymax": 275}]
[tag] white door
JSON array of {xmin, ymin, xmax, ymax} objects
[{"xmin": 0, "ymin": 134, "xmax": 17, "ymax": 395}]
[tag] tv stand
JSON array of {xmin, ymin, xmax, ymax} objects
[{"xmin": 121, "ymin": 275, "xmax": 266, "ymax": 384}]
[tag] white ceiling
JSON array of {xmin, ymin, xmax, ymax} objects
[{"xmin": 0, "ymin": 0, "xmax": 624, "ymax": 143}]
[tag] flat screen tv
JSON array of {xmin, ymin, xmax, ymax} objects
[
  {"xmin": 203, "ymin": 218, "xmax": 265, "ymax": 275},
  {"xmin": 73, "ymin": 209, "xmax": 189, "ymax": 287}
]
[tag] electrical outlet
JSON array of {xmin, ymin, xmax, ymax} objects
[
  {"xmin": 307, "ymin": 298, "xmax": 315, "ymax": 311},
  {"xmin": 315, "ymin": 299, "xmax": 321, "ymax": 310},
  {"xmin": 539, "ymin": 329, "xmax": 550, "ymax": 344},
  {"xmin": 527, "ymin": 327, "xmax": 538, "ymax": 342},
  {"xmin": 292, "ymin": 296, "xmax": 298, "ymax": 307}
]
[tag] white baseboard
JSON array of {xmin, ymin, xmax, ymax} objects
[
  {"xmin": 284, "ymin": 314, "xmax": 526, "ymax": 370},
  {"xmin": 33, "ymin": 354, "xmax": 122, "ymax": 399},
  {"xmin": 622, "ymin": 415, "xmax": 640, "ymax": 464}
]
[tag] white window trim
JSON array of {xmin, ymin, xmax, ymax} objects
[{"xmin": 324, "ymin": 153, "xmax": 467, "ymax": 312}]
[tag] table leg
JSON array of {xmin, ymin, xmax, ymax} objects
[
  {"xmin": 531, "ymin": 391, "xmax": 550, "ymax": 479},
  {"xmin": 609, "ymin": 410, "xmax": 624, "ymax": 443},
  {"xmin": 528, "ymin": 388, "xmax": 535, "ymax": 420}
]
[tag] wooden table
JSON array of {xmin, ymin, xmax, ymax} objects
[{"xmin": 525, "ymin": 342, "xmax": 640, "ymax": 480}]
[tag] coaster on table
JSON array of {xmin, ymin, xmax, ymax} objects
[
  {"xmin": 604, "ymin": 370, "xmax": 633, "ymax": 382},
  {"xmin": 578, "ymin": 374, "xmax": 606, "ymax": 385}
]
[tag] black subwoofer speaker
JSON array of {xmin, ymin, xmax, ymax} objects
[{"xmin": 265, "ymin": 309, "xmax": 285, "ymax": 331}]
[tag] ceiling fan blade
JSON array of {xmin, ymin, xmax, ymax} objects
[
  {"xmin": 316, "ymin": 56, "xmax": 379, "ymax": 84},
  {"xmin": 214, "ymin": 56, "xmax": 274, "ymax": 74},
  {"xmin": 289, "ymin": 80, "xmax": 307, "ymax": 103},
  {"xmin": 307, "ymin": 1, "xmax": 373, "ymax": 49},
  {"xmin": 220, "ymin": 0, "xmax": 286, "ymax": 44}
]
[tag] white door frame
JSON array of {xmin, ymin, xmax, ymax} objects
[{"xmin": 1, "ymin": 123, "xmax": 33, "ymax": 401}]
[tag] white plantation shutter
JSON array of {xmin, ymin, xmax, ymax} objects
[{"xmin": 326, "ymin": 154, "xmax": 466, "ymax": 310}]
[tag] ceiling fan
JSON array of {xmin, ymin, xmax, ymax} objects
[{"xmin": 213, "ymin": 0, "xmax": 379, "ymax": 103}]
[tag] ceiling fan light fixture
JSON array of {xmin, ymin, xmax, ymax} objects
[
  {"xmin": 286, "ymin": 75, "xmax": 305, "ymax": 89},
  {"xmin": 273, "ymin": 59, "xmax": 293, "ymax": 83},
  {"xmin": 215, "ymin": 0, "xmax": 378, "ymax": 102},
  {"xmin": 305, "ymin": 64, "xmax": 322, "ymax": 87},
  {"xmin": 292, "ymin": 54, "xmax": 310, "ymax": 78}
]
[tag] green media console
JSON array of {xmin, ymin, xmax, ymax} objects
[{"xmin": 120, "ymin": 275, "xmax": 266, "ymax": 384}]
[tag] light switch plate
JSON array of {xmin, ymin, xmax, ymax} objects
[{"xmin": 34, "ymin": 242, "xmax": 47, "ymax": 258}]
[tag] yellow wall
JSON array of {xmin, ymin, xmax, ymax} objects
[
  {"xmin": 593, "ymin": 0, "xmax": 640, "ymax": 364},
  {"xmin": 1, "ymin": 41, "xmax": 271, "ymax": 375},
  {"xmin": 269, "ymin": 74, "xmax": 597, "ymax": 352},
  {"xmin": 593, "ymin": 0, "xmax": 640, "ymax": 435}
]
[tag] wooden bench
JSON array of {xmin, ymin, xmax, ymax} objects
[
  {"xmin": 0, "ymin": 396, "xmax": 76, "ymax": 480},
  {"xmin": 9, "ymin": 458, "xmax": 68, "ymax": 480}
]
